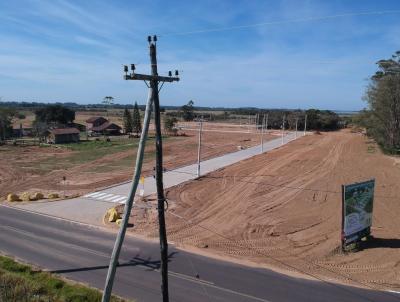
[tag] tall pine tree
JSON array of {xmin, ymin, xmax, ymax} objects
[
  {"xmin": 132, "ymin": 102, "xmax": 142, "ymax": 137},
  {"xmin": 123, "ymin": 108, "xmax": 133, "ymax": 134}
]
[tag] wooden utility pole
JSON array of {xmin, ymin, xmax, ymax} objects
[
  {"xmin": 149, "ymin": 35, "xmax": 178, "ymax": 302},
  {"xmin": 153, "ymin": 79, "xmax": 170, "ymax": 300},
  {"xmin": 102, "ymin": 36, "xmax": 179, "ymax": 302}
]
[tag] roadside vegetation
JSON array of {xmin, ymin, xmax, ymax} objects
[
  {"xmin": 354, "ymin": 50, "xmax": 400, "ymax": 154},
  {"xmin": 0, "ymin": 255, "xmax": 127, "ymax": 302}
]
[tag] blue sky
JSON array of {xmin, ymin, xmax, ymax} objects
[{"xmin": 0, "ymin": 0, "xmax": 399, "ymax": 110}]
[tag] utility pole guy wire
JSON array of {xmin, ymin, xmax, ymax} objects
[{"xmin": 102, "ymin": 89, "xmax": 153, "ymax": 302}]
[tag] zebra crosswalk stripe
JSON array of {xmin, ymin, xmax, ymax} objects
[
  {"xmin": 97, "ymin": 193, "xmax": 115, "ymax": 200},
  {"xmin": 104, "ymin": 195, "xmax": 119, "ymax": 201},
  {"xmin": 85, "ymin": 192, "xmax": 99, "ymax": 197},
  {"xmin": 90, "ymin": 192, "xmax": 107, "ymax": 198},
  {"xmin": 83, "ymin": 191, "xmax": 128, "ymax": 204},
  {"xmin": 112, "ymin": 196, "xmax": 127, "ymax": 203}
]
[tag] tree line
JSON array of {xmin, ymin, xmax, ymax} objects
[
  {"xmin": 0, "ymin": 99, "xmax": 343, "ymax": 142},
  {"xmin": 166, "ymin": 100, "xmax": 341, "ymax": 131}
]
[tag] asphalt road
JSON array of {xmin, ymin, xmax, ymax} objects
[{"xmin": 0, "ymin": 205, "xmax": 398, "ymax": 302}]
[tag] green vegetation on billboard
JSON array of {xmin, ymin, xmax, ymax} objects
[{"xmin": 341, "ymin": 179, "xmax": 375, "ymax": 248}]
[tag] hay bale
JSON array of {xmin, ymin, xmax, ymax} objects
[
  {"xmin": 48, "ymin": 193, "xmax": 59, "ymax": 199},
  {"xmin": 108, "ymin": 208, "xmax": 120, "ymax": 223},
  {"xmin": 32, "ymin": 192, "xmax": 44, "ymax": 200},
  {"xmin": 20, "ymin": 192, "xmax": 32, "ymax": 201},
  {"xmin": 7, "ymin": 193, "xmax": 20, "ymax": 202}
]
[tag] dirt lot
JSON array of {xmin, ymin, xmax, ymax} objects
[
  {"xmin": 125, "ymin": 130, "xmax": 400, "ymax": 291},
  {"xmin": 0, "ymin": 127, "xmax": 273, "ymax": 199}
]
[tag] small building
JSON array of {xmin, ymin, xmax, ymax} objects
[
  {"xmin": 91, "ymin": 121, "xmax": 122, "ymax": 136},
  {"xmin": 86, "ymin": 116, "xmax": 108, "ymax": 130},
  {"xmin": 47, "ymin": 128, "xmax": 80, "ymax": 144},
  {"xmin": 12, "ymin": 125, "xmax": 33, "ymax": 137}
]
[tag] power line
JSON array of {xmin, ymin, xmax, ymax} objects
[
  {"xmin": 164, "ymin": 167, "xmax": 400, "ymax": 248},
  {"xmin": 164, "ymin": 169, "xmax": 397, "ymax": 200},
  {"xmin": 160, "ymin": 10, "xmax": 400, "ymax": 37}
]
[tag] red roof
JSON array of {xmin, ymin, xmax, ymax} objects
[
  {"xmin": 50, "ymin": 128, "xmax": 80, "ymax": 135},
  {"xmin": 92, "ymin": 122, "xmax": 121, "ymax": 132},
  {"xmin": 86, "ymin": 116, "xmax": 107, "ymax": 123}
]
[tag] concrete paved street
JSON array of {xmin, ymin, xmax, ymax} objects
[
  {"xmin": 12, "ymin": 131, "xmax": 299, "ymax": 225},
  {"xmin": 0, "ymin": 205, "xmax": 397, "ymax": 302},
  {"xmin": 92, "ymin": 131, "xmax": 298, "ymax": 199}
]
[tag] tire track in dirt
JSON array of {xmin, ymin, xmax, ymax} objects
[{"xmin": 128, "ymin": 130, "xmax": 400, "ymax": 291}]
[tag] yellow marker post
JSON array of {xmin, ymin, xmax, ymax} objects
[{"xmin": 139, "ymin": 176, "xmax": 145, "ymax": 196}]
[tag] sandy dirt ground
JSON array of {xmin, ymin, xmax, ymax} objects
[
  {"xmin": 0, "ymin": 128, "xmax": 274, "ymax": 199},
  {"xmin": 124, "ymin": 130, "xmax": 400, "ymax": 291}
]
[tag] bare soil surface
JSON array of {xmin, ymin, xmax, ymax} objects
[
  {"xmin": 0, "ymin": 129, "xmax": 271, "ymax": 199},
  {"xmin": 125, "ymin": 130, "xmax": 400, "ymax": 291}
]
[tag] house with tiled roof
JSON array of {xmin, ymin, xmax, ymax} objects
[
  {"xmin": 47, "ymin": 128, "xmax": 80, "ymax": 144},
  {"xmin": 86, "ymin": 116, "xmax": 121, "ymax": 136}
]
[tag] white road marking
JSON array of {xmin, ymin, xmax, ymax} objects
[
  {"xmin": 85, "ymin": 192, "xmax": 98, "ymax": 197},
  {"xmin": 83, "ymin": 191, "xmax": 128, "ymax": 204},
  {"xmin": 90, "ymin": 192, "xmax": 107, "ymax": 198},
  {"xmin": 106, "ymin": 195, "xmax": 124, "ymax": 202},
  {"xmin": 97, "ymin": 193, "xmax": 115, "ymax": 201},
  {"xmin": 112, "ymin": 196, "xmax": 127, "ymax": 203}
]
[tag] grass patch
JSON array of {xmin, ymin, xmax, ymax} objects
[
  {"xmin": 58, "ymin": 139, "xmax": 138, "ymax": 152},
  {"xmin": 0, "ymin": 255, "xmax": 129, "ymax": 302},
  {"xmin": 84, "ymin": 151, "xmax": 156, "ymax": 173},
  {"xmin": 17, "ymin": 139, "xmax": 140, "ymax": 174},
  {"xmin": 13, "ymin": 135, "xmax": 183, "ymax": 175}
]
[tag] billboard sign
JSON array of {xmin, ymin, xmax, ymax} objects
[{"xmin": 341, "ymin": 179, "xmax": 375, "ymax": 247}]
